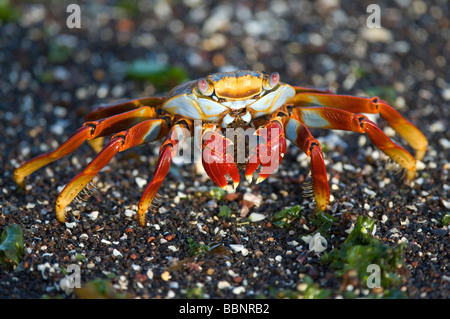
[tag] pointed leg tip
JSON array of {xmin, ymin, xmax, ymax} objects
[
  {"xmin": 255, "ymin": 176, "xmax": 266, "ymax": 185},
  {"xmin": 314, "ymin": 203, "xmax": 328, "ymax": 214},
  {"xmin": 16, "ymin": 180, "xmax": 25, "ymax": 190},
  {"xmin": 245, "ymin": 175, "xmax": 253, "ymax": 184},
  {"xmin": 138, "ymin": 196, "xmax": 154, "ymax": 226},
  {"xmin": 406, "ymin": 169, "xmax": 416, "ymax": 182},
  {"xmin": 415, "ymin": 150, "xmax": 426, "ymax": 162},
  {"xmin": 55, "ymin": 204, "xmax": 67, "ymax": 224},
  {"xmin": 13, "ymin": 173, "xmax": 25, "ymax": 189},
  {"xmin": 138, "ymin": 211, "xmax": 147, "ymax": 227}
]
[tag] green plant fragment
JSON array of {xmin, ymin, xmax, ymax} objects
[
  {"xmin": 272, "ymin": 205, "xmax": 302, "ymax": 229},
  {"xmin": 0, "ymin": 224, "xmax": 24, "ymax": 267}
]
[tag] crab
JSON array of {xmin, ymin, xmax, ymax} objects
[{"xmin": 14, "ymin": 70, "xmax": 428, "ymax": 226}]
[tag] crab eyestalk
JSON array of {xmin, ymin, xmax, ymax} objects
[
  {"xmin": 263, "ymin": 72, "xmax": 280, "ymax": 91},
  {"xmin": 197, "ymin": 78, "xmax": 214, "ymax": 96}
]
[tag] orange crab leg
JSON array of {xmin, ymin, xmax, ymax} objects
[
  {"xmin": 291, "ymin": 86, "xmax": 333, "ymax": 95},
  {"xmin": 285, "ymin": 117, "xmax": 330, "ymax": 211},
  {"xmin": 292, "ymin": 107, "xmax": 417, "ymax": 180},
  {"xmin": 83, "ymin": 97, "xmax": 163, "ymax": 153},
  {"xmin": 137, "ymin": 121, "xmax": 193, "ymax": 226},
  {"xmin": 84, "ymin": 97, "xmax": 164, "ymax": 121},
  {"xmin": 14, "ymin": 107, "xmax": 157, "ymax": 188},
  {"xmin": 245, "ymin": 117, "xmax": 287, "ymax": 184},
  {"xmin": 291, "ymin": 93, "xmax": 427, "ymax": 160},
  {"xmin": 55, "ymin": 118, "xmax": 168, "ymax": 223},
  {"xmin": 201, "ymin": 125, "xmax": 240, "ymax": 191}
]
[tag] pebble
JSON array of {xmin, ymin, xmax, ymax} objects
[
  {"xmin": 429, "ymin": 121, "xmax": 445, "ymax": 133},
  {"xmin": 159, "ymin": 207, "xmax": 169, "ymax": 214},
  {"xmin": 360, "ymin": 28, "xmax": 393, "ymax": 43},
  {"xmin": 442, "ymin": 199, "xmax": 450, "ymax": 209},
  {"xmin": 167, "ymin": 245, "xmax": 178, "ymax": 252},
  {"xmin": 169, "ymin": 282, "xmax": 179, "ymax": 289},
  {"xmin": 288, "ymin": 240, "xmax": 299, "ymax": 246},
  {"xmin": 124, "ymin": 209, "xmax": 135, "ymax": 217},
  {"xmin": 161, "ymin": 271, "xmax": 171, "ymax": 281},
  {"xmin": 65, "ymin": 222, "xmax": 77, "ymax": 229},
  {"xmin": 302, "ymin": 233, "xmax": 328, "ymax": 253},
  {"xmin": 243, "ymin": 193, "xmax": 262, "ymax": 207},
  {"xmin": 88, "ymin": 211, "xmax": 99, "ymax": 221},
  {"xmin": 442, "ymin": 88, "xmax": 450, "ymax": 101},
  {"xmin": 218, "ymin": 281, "xmax": 231, "ymax": 289},
  {"xmin": 416, "ymin": 161, "xmax": 426, "ymax": 171},
  {"xmin": 131, "ymin": 264, "xmax": 141, "ymax": 271},
  {"xmin": 167, "ymin": 290, "xmax": 176, "ymax": 299},
  {"xmin": 229, "ymin": 244, "xmax": 244, "ymax": 252},
  {"xmin": 439, "ymin": 138, "xmax": 450, "ymax": 149},
  {"xmin": 248, "ymin": 213, "xmax": 266, "ymax": 222},
  {"xmin": 363, "ymin": 188, "xmax": 377, "ymax": 196},
  {"xmin": 112, "ymin": 249, "xmax": 122, "ymax": 257},
  {"xmin": 232, "ymin": 286, "xmax": 246, "ymax": 295},
  {"xmin": 135, "ymin": 177, "xmax": 147, "ymax": 188}
]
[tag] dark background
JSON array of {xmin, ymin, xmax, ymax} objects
[{"xmin": 0, "ymin": 0, "xmax": 448, "ymax": 299}]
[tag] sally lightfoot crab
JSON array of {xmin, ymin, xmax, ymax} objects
[{"xmin": 14, "ymin": 70, "xmax": 428, "ymax": 226}]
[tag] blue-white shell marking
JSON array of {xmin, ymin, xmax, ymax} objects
[
  {"xmin": 298, "ymin": 109, "xmax": 330, "ymax": 128},
  {"xmin": 162, "ymin": 72, "xmax": 296, "ymax": 124}
]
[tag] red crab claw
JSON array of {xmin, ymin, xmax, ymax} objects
[
  {"xmin": 202, "ymin": 128, "xmax": 240, "ymax": 191},
  {"xmin": 245, "ymin": 119, "xmax": 286, "ymax": 184}
]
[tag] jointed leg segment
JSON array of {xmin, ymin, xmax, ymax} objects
[
  {"xmin": 285, "ymin": 117, "xmax": 330, "ymax": 211},
  {"xmin": 14, "ymin": 106, "xmax": 157, "ymax": 188},
  {"xmin": 83, "ymin": 97, "xmax": 163, "ymax": 121},
  {"xmin": 55, "ymin": 118, "xmax": 169, "ymax": 223},
  {"xmin": 292, "ymin": 106, "xmax": 417, "ymax": 180},
  {"xmin": 291, "ymin": 93, "xmax": 427, "ymax": 160},
  {"xmin": 137, "ymin": 120, "xmax": 193, "ymax": 226}
]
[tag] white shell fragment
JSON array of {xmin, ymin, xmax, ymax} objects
[
  {"xmin": 88, "ymin": 211, "xmax": 99, "ymax": 221},
  {"xmin": 229, "ymin": 244, "xmax": 249, "ymax": 256},
  {"xmin": 135, "ymin": 177, "xmax": 147, "ymax": 188},
  {"xmin": 302, "ymin": 232, "xmax": 328, "ymax": 253},
  {"xmin": 112, "ymin": 249, "xmax": 123, "ymax": 257},
  {"xmin": 229, "ymin": 244, "xmax": 244, "ymax": 252},
  {"xmin": 248, "ymin": 212, "xmax": 266, "ymax": 222},
  {"xmin": 218, "ymin": 281, "xmax": 231, "ymax": 289},
  {"xmin": 442, "ymin": 199, "xmax": 450, "ymax": 209},
  {"xmin": 243, "ymin": 193, "xmax": 262, "ymax": 207}
]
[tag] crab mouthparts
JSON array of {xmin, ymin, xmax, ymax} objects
[{"xmin": 221, "ymin": 99, "xmax": 256, "ymax": 110}]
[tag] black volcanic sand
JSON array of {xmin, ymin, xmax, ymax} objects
[{"xmin": 0, "ymin": 1, "xmax": 448, "ymax": 299}]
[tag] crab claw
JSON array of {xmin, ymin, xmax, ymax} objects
[
  {"xmin": 202, "ymin": 129, "xmax": 240, "ymax": 191},
  {"xmin": 245, "ymin": 119, "xmax": 286, "ymax": 184}
]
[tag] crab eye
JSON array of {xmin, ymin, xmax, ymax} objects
[
  {"xmin": 197, "ymin": 78, "xmax": 213, "ymax": 96},
  {"xmin": 270, "ymin": 72, "xmax": 279, "ymax": 87},
  {"xmin": 263, "ymin": 72, "xmax": 280, "ymax": 90}
]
